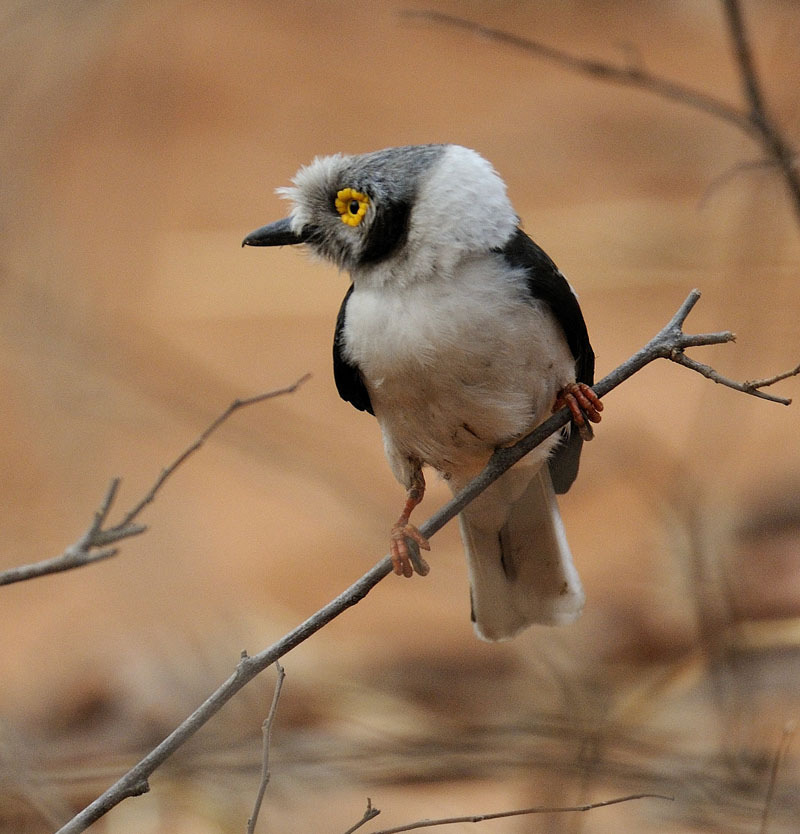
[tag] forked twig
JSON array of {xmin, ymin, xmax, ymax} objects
[
  {"xmin": 0, "ymin": 479, "xmax": 142, "ymax": 586},
  {"xmin": 342, "ymin": 799, "xmax": 382, "ymax": 834},
  {"xmin": 0, "ymin": 375, "xmax": 311, "ymax": 587},
  {"xmin": 745, "ymin": 364, "xmax": 800, "ymax": 394},
  {"xmin": 670, "ymin": 353, "xmax": 795, "ymax": 404},
  {"xmin": 53, "ymin": 290, "xmax": 797, "ymax": 834}
]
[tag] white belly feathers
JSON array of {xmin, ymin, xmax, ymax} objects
[{"xmin": 342, "ymin": 254, "xmax": 575, "ymax": 482}]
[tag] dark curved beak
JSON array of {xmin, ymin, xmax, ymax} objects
[{"xmin": 242, "ymin": 217, "xmax": 310, "ymax": 247}]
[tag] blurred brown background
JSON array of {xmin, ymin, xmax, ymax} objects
[{"xmin": 2, "ymin": 1, "xmax": 800, "ymax": 832}]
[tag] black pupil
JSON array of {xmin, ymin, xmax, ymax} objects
[{"xmin": 349, "ymin": 200, "xmax": 360, "ymax": 215}]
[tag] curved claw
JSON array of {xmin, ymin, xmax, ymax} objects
[
  {"xmin": 554, "ymin": 382, "xmax": 604, "ymax": 441},
  {"xmin": 390, "ymin": 523, "xmax": 431, "ymax": 577}
]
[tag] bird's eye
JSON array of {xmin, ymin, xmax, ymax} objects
[{"xmin": 335, "ymin": 188, "xmax": 369, "ymax": 227}]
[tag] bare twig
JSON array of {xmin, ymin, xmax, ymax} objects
[
  {"xmin": 116, "ymin": 375, "xmax": 311, "ymax": 529},
  {"xmin": 53, "ymin": 290, "xmax": 797, "ymax": 834},
  {"xmin": 0, "ymin": 375, "xmax": 311, "ymax": 587},
  {"xmin": 670, "ymin": 352, "xmax": 796, "ymax": 404},
  {"xmin": 405, "ymin": 3, "xmax": 800, "ymax": 223},
  {"xmin": 246, "ymin": 662, "xmax": 286, "ymax": 834},
  {"xmin": 342, "ymin": 799, "xmax": 381, "ymax": 834},
  {"xmin": 759, "ymin": 720, "xmax": 797, "ymax": 834},
  {"xmin": 363, "ymin": 793, "xmax": 673, "ymax": 833}
]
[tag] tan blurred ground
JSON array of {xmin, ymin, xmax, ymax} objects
[{"xmin": 2, "ymin": 1, "xmax": 800, "ymax": 832}]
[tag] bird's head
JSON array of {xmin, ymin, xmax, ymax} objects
[{"xmin": 243, "ymin": 144, "xmax": 518, "ymax": 283}]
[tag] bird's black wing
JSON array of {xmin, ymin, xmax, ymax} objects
[
  {"xmin": 498, "ymin": 228, "xmax": 596, "ymax": 494},
  {"xmin": 333, "ymin": 284, "xmax": 374, "ymax": 415}
]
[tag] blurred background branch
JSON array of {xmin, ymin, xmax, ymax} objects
[
  {"xmin": 0, "ymin": 376, "xmax": 309, "ymax": 587},
  {"xmin": 407, "ymin": 0, "xmax": 800, "ymax": 224}
]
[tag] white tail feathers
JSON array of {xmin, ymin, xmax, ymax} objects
[{"xmin": 458, "ymin": 465, "xmax": 584, "ymax": 641}]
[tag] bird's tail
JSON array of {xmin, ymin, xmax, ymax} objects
[{"xmin": 458, "ymin": 465, "xmax": 584, "ymax": 641}]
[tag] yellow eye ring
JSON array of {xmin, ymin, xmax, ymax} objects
[{"xmin": 335, "ymin": 188, "xmax": 369, "ymax": 226}]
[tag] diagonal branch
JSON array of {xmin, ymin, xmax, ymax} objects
[
  {"xmin": 403, "ymin": 10, "xmax": 755, "ymax": 135},
  {"xmin": 53, "ymin": 290, "xmax": 797, "ymax": 834},
  {"xmin": 117, "ymin": 376, "xmax": 312, "ymax": 528},
  {"xmin": 0, "ymin": 375, "xmax": 311, "ymax": 587}
]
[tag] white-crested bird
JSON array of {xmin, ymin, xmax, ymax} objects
[{"xmin": 243, "ymin": 144, "xmax": 602, "ymax": 640}]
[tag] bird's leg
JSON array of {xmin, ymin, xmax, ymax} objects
[
  {"xmin": 554, "ymin": 382, "xmax": 603, "ymax": 441},
  {"xmin": 390, "ymin": 468, "xmax": 431, "ymax": 578}
]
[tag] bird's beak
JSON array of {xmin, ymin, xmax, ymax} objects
[{"xmin": 241, "ymin": 217, "xmax": 310, "ymax": 247}]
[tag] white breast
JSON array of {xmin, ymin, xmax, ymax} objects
[{"xmin": 342, "ymin": 253, "xmax": 575, "ymax": 485}]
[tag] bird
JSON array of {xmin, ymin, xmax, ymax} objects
[{"xmin": 243, "ymin": 144, "xmax": 602, "ymax": 641}]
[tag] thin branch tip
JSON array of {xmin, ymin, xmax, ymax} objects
[
  {"xmin": 94, "ymin": 478, "xmax": 122, "ymax": 522},
  {"xmin": 119, "ymin": 374, "xmax": 312, "ymax": 529},
  {"xmin": 673, "ymin": 288, "xmax": 702, "ymax": 326},
  {"xmin": 365, "ymin": 792, "xmax": 673, "ymax": 833}
]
